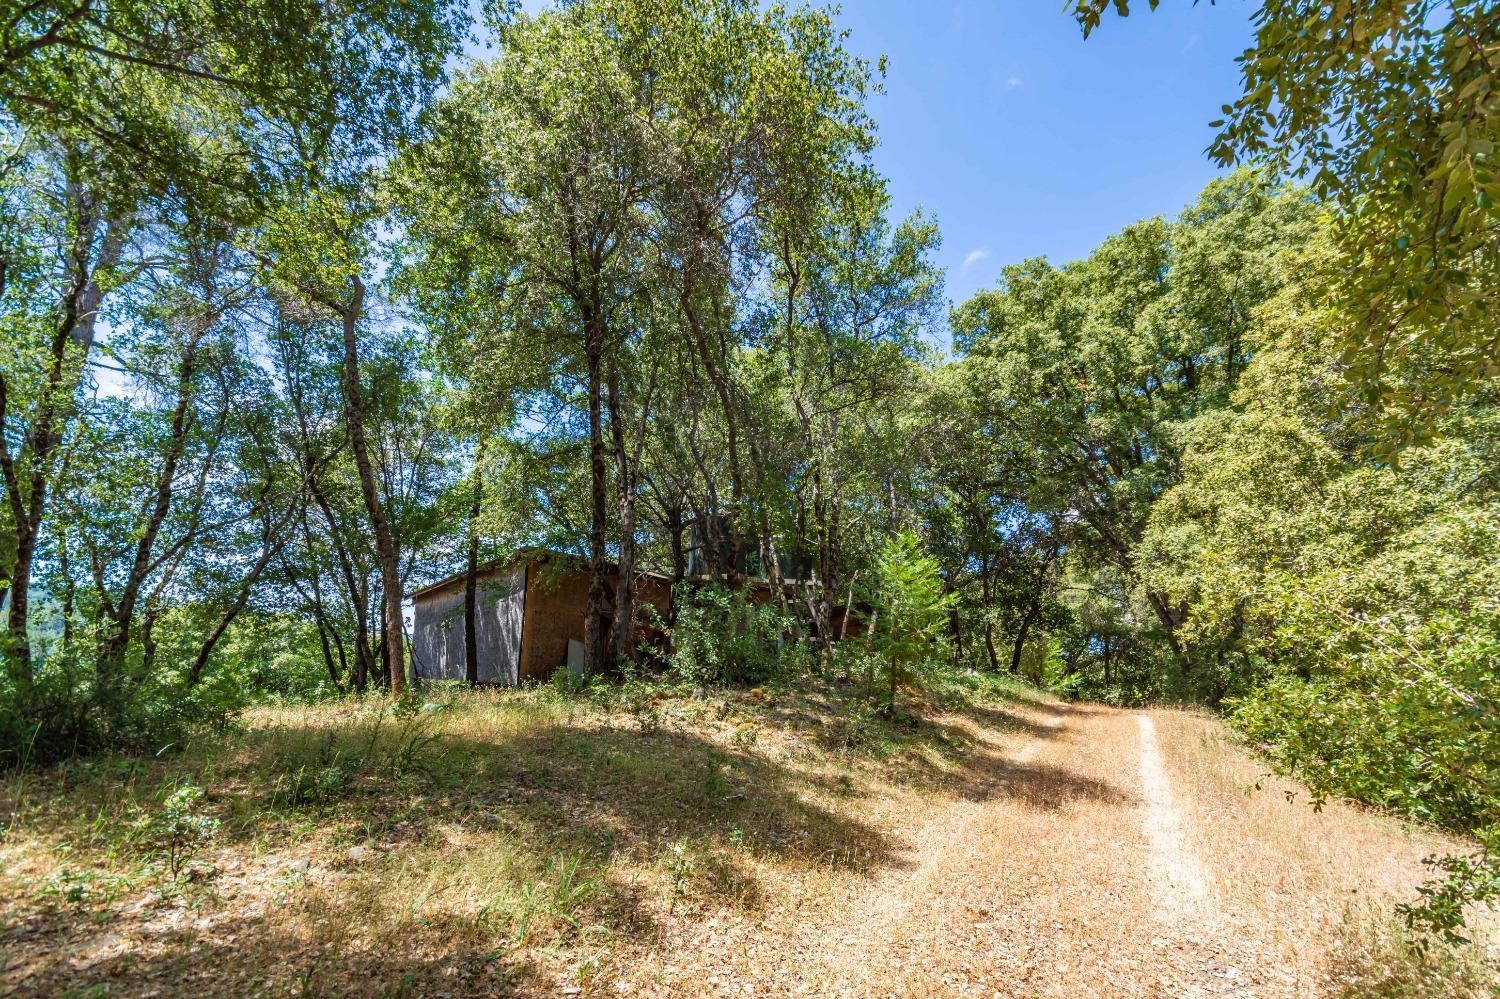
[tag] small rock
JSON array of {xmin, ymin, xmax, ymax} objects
[{"xmin": 347, "ymin": 845, "xmax": 369, "ymax": 862}]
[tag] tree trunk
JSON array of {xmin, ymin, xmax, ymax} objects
[
  {"xmin": 308, "ymin": 476, "xmax": 370, "ymax": 693},
  {"xmin": 943, "ymin": 574, "xmax": 963, "ymax": 665},
  {"xmin": 352, "ymin": 602, "xmax": 370, "ymax": 694},
  {"xmin": 1009, "ymin": 604, "xmax": 1040, "ymax": 676},
  {"xmin": 97, "ymin": 329, "xmax": 204, "ymax": 679},
  {"xmin": 56, "ymin": 504, "xmax": 74, "ymax": 650},
  {"xmin": 582, "ymin": 308, "xmax": 610, "ymax": 676},
  {"xmin": 337, "ymin": 276, "xmax": 404, "ymax": 696},
  {"xmin": 463, "ymin": 446, "xmax": 482, "ymax": 686},
  {"xmin": 840, "ymin": 575, "xmax": 857, "ymax": 641},
  {"xmin": 374, "ymin": 613, "xmax": 389, "ymax": 689},
  {"xmin": 679, "ymin": 279, "xmax": 746, "ymax": 579},
  {"xmin": 607, "ymin": 360, "xmax": 638, "ymax": 669},
  {"xmin": 1145, "ymin": 589, "xmax": 1189, "ymax": 673},
  {"xmin": 806, "ymin": 466, "xmax": 833, "ymax": 650},
  {"xmin": 1010, "ymin": 543, "xmax": 1060, "ymax": 676},
  {"xmin": 185, "ymin": 502, "xmax": 297, "ymax": 688},
  {"xmin": 303, "ymin": 579, "xmax": 345, "ymax": 694},
  {"xmin": 293, "ymin": 509, "xmax": 346, "ymax": 693},
  {"xmin": 979, "ymin": 555, "xmax": 1000, "ymax": 672},
  {"xmin": 0, "ymin": 211, "xmax": 122, "ymax": 686},
  {"xmin": 667, "ymin": 502, "xmax": 686, "ymax": 629}
]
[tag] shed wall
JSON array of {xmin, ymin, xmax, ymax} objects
[
  {"xmin": 516, "ymin": 564, "xmax": 675, "ymax": 680},
  {"xmin": 412, "ymin": 567, "xmax": 525, "ymax": 684},
  {"xmin": 517, "ymin": 563, "xmax": 593, "ymax": 681}
]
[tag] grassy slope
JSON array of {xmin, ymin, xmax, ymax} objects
[
  {"xmin": 0, "ymin": 673, "xmax": 1034, "ymax": 996},
  {"xmin": 0, "ymin": 674, "xmax": 1493, "ymax": 997}
]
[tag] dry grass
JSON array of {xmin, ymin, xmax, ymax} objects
[
  {"xmin": 0, "ymin": 676, "xmax": 1028, "ymax": 996},
  {"xmin": 0, "ymin": 682, "xmax": 1494, "ymax": 997},
  {"xmin": 1151, "ymin": 708, "xmax": 1499, "ymax": 997}
]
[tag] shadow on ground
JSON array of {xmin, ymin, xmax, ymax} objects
[
  {"xmin": 7, "ymin": 901, "xmax": 557, "ymax": 998},
  {"xmin": 2, "ymin": 692, "xmax": 1139, "ymax": 997}
]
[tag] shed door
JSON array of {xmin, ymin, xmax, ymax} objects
[{"xmin": 475, "ymin": 567, "xmax": 525, "ymax": 684}]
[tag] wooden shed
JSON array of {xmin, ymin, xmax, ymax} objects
[{"xmin": 408, "ymin": 553, "xmax": 671, "ymax": 685}]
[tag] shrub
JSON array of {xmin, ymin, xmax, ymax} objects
[
  {"xmin": 1226, "ymin": 509, "xmax": 1500, "ymax": 944},
  {"xmin": 665, "ymin": 584, "xmax": 803, "ymax": 686},
  {"xmin": 0, "ymin": 649, "xmax": 247, "ymax": 769},
  {"xmin": 0, "ymin": 608, "xmax": 337, "ymax": 769},
  {"xmin": 269, "ymin": 734, "xmax": 357, "ymax": 809},
  {"xmin": 141, "ymin": 784, "xmax": 221, "ymax": 879},
  {"xmin": 867, "ymin": 531, "xmax": 953, "ymax": 713}
]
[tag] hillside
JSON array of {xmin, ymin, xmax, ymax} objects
[{"xmin": 3, "ymin": 679, "xmax": 1493, "ymax": 997}]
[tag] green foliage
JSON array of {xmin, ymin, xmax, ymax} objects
[
  {"xmin": 269, "ymin": 733, "xmax": 357, "ymax": 809},
  {"xmin": 1398, "ymin": 840, "xmax": 1500, "ymax": 948},
  {"xmin": 950, "ymin": 159, "xmax": 1497, "ymax": 940},
  {"xmin": 0, "ymin": 0, "xmax": 468, "ymax": 749},
  {"xmin": 1045, "ymin": 571, "xmax": 1179, "ymax": 707},
  {"xmin": 0, "ymin": 649, "xmax": 247, "ymax": 769},
  {"xmin": 664, "ymin": 585, "xmax": 805, "ymax": 687},
  {"xmin": 140, "ymin": 784, "xmax": 220, "ymax": 879},
  {"xmin": 1141, "ymin": 255, "xmax": 1500, "ymax": 940},
  {"xmin": 0, "ymin": 0, "xmax": 465, "ymax": 192},
  {"xmin": 2, "ymin": 0, "xmax": 1493, "ymax": 958},
  {"xmin": 867, "ymin": 531, "xmax": 953, "ymax": 713},
  {"xmin": 951, "ymin": 171, "xmax": 1315, "ymax": 677},
  {"xmin": 1073, "ymin": 0, "xmax": 1500, "ymax": 448}
]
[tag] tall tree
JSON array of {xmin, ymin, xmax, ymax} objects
[
  {"xmin": 0, "ymin": 0, "xmax": 463, "ymax": 694},
  {"xmin": 0, "ymin": 139, "xmax": 130, "ymax": 684},
  {"xmin": 1073, "ymin": 0, "xmax": 1500, "ymax": 444},
  {"xmin": 396, "ymin": 0, "xmax": 887, "ymax": 674},
  {"xmin": 952, "ymin": 171, "xmax": 1314, "ymax": 666}
]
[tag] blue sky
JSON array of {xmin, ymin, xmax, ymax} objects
[
  {"xmin": 486, "ymin": 1, "xmax": 1256, "ymax": 316},
  {"xmin": 832, "ymin": 1, "xmax": 1256, "ymax": 308}
]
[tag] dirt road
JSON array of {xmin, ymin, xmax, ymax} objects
[
  {"xmin": 620, "ymin": 697, "xmax": 1485, "ymax": 997},
  {"xmin": 7, "ymin": 691, "xmax": 1488, "ymax": 997}
]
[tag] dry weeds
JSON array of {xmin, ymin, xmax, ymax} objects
[{"xmin": 0, "ymin": 683, "xmax": 1493, "ymax": 997}]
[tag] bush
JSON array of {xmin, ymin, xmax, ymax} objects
[
  {"xmin": 0, "ymin": 609, "xmax": 336, "ymax": 769},
  {"xmin": 867, "ymin": 531, "xmax": 953, "ymax": 713},
  {"xmin": 664, "ymin": 584, "xmax": 804, "ymax": 686},
  {"xmin": 139, "ymin": 784, "xmax": 221, "ymax": 879},
  {"xmin": 0, "ymin": 650, "xmax": 248, "ymax": 769},
  {"xmin": 1222, "ymin": 504, "xmax": 1500, "ymax": 944}
]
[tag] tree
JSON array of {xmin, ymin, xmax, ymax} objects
[
  {"xmin": 0, "ymin": 139, "xmax": 128, "ymax": 684},
  {"xmin": 395, "ymin": 0, "xmax": 891, "ymax": 674},
  {"xmin": 1, "ymin": 0, "xmax": 465, "ymax": 194},
  {"xmin": 922, "ymin": 362, "xmax": 1072, "ymax": 676},
  {"xmin": 0, "ymin": 0, "xmax": 463, "ymax": 699},
  {"xmin": 757, "ymin": 188, "xmax": 944, "ymax": 649},
  {"xmin": 869, "ymin": 530, "xmax": 953, "ymax": 714},
  {"xmin": 951, "ymin": 171, "xmax": 1314, "ymax": 673},
  {"xmin": 1073, "ymin": 0, "xmax": 1500, "ymax": 445},
  {"xmin": 1139, "ymin": 229, "xmax": 1500, "ymax": 939}
]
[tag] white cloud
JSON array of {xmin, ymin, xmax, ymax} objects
[
  {"xmin": 962, "ymin": 248, "xmax": 989, "ymax": 269},
  {"xmin": 1006, "ymin": 75, "xmax": 1023, "ymax": 88}
]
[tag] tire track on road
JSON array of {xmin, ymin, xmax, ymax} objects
[{"xmin": 1136, "ymin": 712, "xmax": 1213, "ymax": 923}]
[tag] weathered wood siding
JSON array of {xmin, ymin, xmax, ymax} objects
[
  {"xmin": 515, "ymin": 565, "xmax": 675, "ymax": 680},
  {"xmin": 517, "ymin": 562, "xmax": 592, "ymax": 681},
  {"xmin": 412, "ymin": 567, "xmax": 525, "ymax": 684}
]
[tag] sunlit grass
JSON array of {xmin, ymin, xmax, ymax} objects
[{"xmin": 0, "ymin": 673, "xmax": 1019, "ymax": 994}]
